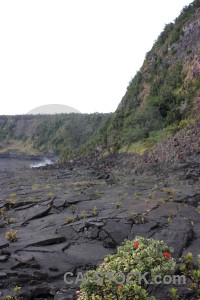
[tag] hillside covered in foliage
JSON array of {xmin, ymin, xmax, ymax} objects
[
  {"xmin": 89, "ymin": 0, "xmax": 200, "ymax": 153},
  {"xmin": 0, "ymin": 114, "xmax": 110, "ymax": 157}
]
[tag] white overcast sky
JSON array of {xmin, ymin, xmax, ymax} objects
[{"xmin": 0, "ymin": 0, "xmax": 192, "ymax": 115}]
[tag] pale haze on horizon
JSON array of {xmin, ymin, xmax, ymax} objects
[{"xmin": 0, "ymin": 0, "xmax": 193, "ymax": 115}]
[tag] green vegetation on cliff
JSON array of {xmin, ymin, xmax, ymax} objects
[{"xmin": 89, "ymin": 0, "xmax": 200, "ymax": 153}]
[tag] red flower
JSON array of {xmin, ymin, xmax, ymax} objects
[
  {"xmin": 134, "ymin": 242, "xmax": 139, "ymax": 248},
  {"xmin": 164, "ymin": 252, "xmax": 171, "ymax": 259}
]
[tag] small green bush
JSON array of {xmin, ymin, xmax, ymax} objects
[
  {"xmin": 178, "ymin": 252, "xmax": 200, "ymax": 299},
  {"xmin": 6, "ymin": 230, "xmax": 18, "ymax": 242},
  {"xmin": 115, "ymin": 201, "xmax": 121, "ymax": 209},
  {"xmin": 93, "ymin": 206, "xmax": 98, "ymax": 216},
  {"xmin": 70, "ymin": 204, "xmax": 76, "ymax": 214},
  {"xmin": 81, "ymin": 210, "xmax": 87, "ymax": 219},
  {"xmin": 65, "ymin": 217, "xmax": 75, "ymax": 224}
]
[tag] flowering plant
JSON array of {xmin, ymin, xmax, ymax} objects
[{"xmin": 78, "ymin": 236, "xmax": 175, "ymax": 299}]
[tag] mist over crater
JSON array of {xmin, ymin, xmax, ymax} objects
[{"xmin": 27, "ymin": 104, "xmax": 81, "ymax": 115}]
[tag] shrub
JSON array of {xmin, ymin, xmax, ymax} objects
[
  {"xmin": 65, "ymin": 217, "xmax": 75, "ymax": 224},
  {"xmin": 14, "ymin": 286, "xmax": 21, "ymax": 293},
  {"xmin": 7, "ymin": 217, "xmax": 15, "ymax": 224},
  {"xmin": 93, "ymin": 206, "xmax": 98, "ymax": 217},
  {"xmin": 170, "ymin": 288, "xmax": 179, "ymax": 300},
  {"xmin": 70, "ymin": 204, "xmax": 76, "ymax": 214},
  {"xmin": 168, "ymin": 216, "xmax": 172, "ymax": 223},
  {"xmin": 8, "ymin": 198, "xmax": 17, "ymax": 205},
  {"xmin": 81, "ymin": 210, "xmax": 87, "ymax": 219},
  {"xmin": 115, "ymin": 201, "xmax": 121, "ymax": 209},
  {"xmin": 78, "ymin": 237, "xmax": 175, "ymax": 299},
  {"xmin": 10, "ymin": 193, "xmax": 16, "ymax": 198},
  {"xmin": 5, "ymin": 295, "xmax": 22, "ymax": 300},
  {"xmin": 178, "ymin": 252, "xmax": 200, "ymax": 298},
  {"xmin": 47, "ymin": 192, "xmax": 54, "ymax": 200},
  {"xmin": 6, "ymin": 230, "xmax": 18, "ymax": 242}
]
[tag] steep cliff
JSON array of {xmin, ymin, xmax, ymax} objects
[{"xmin": 95, "ymin": 0, "xmax": 200, "ymax": 152}]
